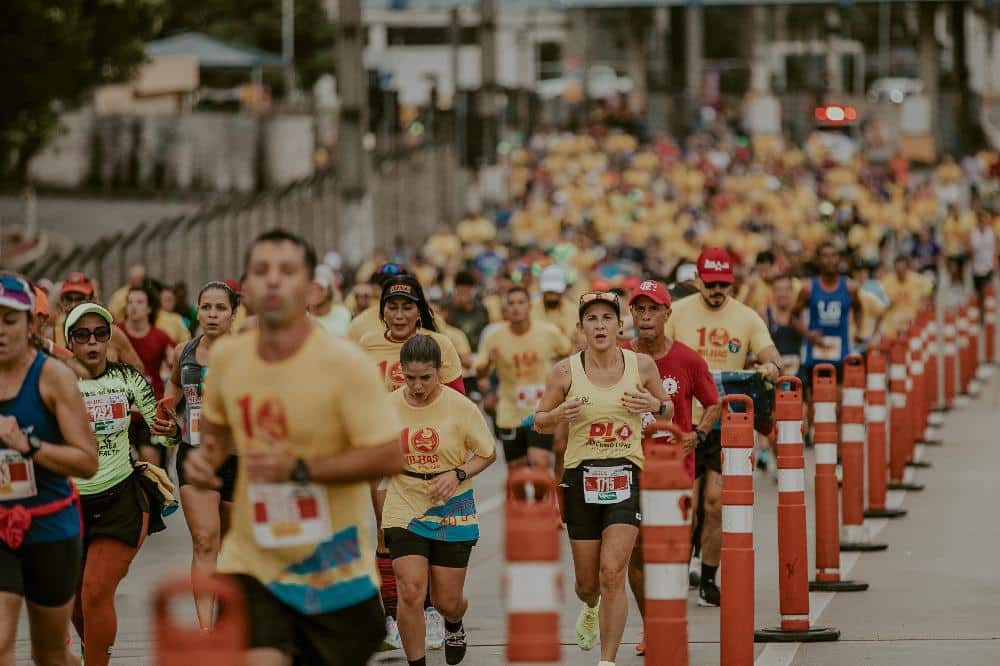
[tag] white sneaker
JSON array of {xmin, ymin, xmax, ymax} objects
[
  {"xmin": 689, "ymin": 554, "xmax": 701, "ymax": 589},
  {"xmin": 426, "ymin": 607, "xmax": 446, "ymax": 650},
  {"xmin": 385, "ymin": 616, "xmax": 403, "ymax": 650},
  {"xmin": 575, "ymin": 600, "xmax": 600, "ymax": 651}
]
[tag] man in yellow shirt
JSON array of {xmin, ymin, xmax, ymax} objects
[
  {"xmin": 477, "ymin": 285, "xmax": 572, "ymax": 471},
  {"xmin": 664, "ymin": 248, "xmax": 780, "ymax": 608},
  {"xmin": 182, "ymin": 229, "xmax": 404, "ymax": 665},
  {"xmin": 107, "ymin": 264, "xmax": 146, "ymax": 322},
  {"xmin": 880, "ymin": 255, "xmax": 934, "ymax": 336},
  {"xmin": 531, "ymin": 265, "xmax": 581, "ymax": 346}
]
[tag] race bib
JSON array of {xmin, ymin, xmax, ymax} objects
[
  {"xmin": 249, "ymin": 482, "xmax": 331, "ymax": 549},
  {"xmin": 84, "ymin": 392, "xmax": 129, "ymax": 435},
  {"xmin": 780, "ymin": 354, "xmax": 801, "ymax": 376},
  {"xmin": 813, "ymin": 336, "xmax": 842, "ymax": 361},
  {"xmin": 515, "ymin": 384, "xmax": 545, "ymax": 411},
  {"xmin": 183, "ymin": 385, "xmax": 201, "ymax": 446},
  {"xmin": 0, "ymin": 449, "xmax": 37, "ymax": 501},
  {"xmin": 582, "ymin": 466, "xmax": 632, "ymax": 505}
]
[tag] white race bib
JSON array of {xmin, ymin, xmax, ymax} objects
[
  {"xmin": 189, "ymin": 405, "xmax": 202, "ymax": 447},
  {"xmin": 515, "ymin": 384, "xmax": 545, "ymax": 411},
  {"xmin": 781, "ymin": 354, "xmax": 801, "ymax": 376},
  {"xmin": 0, "ymin": 450, "xmax": 37, "ymax": 501},
  {"xmin": 249, "ymin": 482, "xmax": 331, "ymax": 549},
  {"xmin": 813, "ymin": 336, "xmax": 843, "ymax": 361},
  {"xmin": 582, "ymin": 466, "xmax": 632, "ymax": 505}
]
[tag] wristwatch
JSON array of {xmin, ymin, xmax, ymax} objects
[
  {"xmin": 658, "ymin": 401, "xmax": 669, "ymax": 416},
  {"xmin": 454, "ymin": 468, "xmax": 468, "ymax": 483},
  {"xmin": 23, "ymin": 434, "xmax": 42, "ymax": 459},
  {"xmin": 291, "ymin": 458, "xmax": 310, "ymax": 484},
  {"xmin": 696, "ymin": 430, "xmax": 709, "ymax": 447}
]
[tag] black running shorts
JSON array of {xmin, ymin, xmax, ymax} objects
[
  {"xmin": 560, "ymin": 458, "xmax": 641, "ymax": 541},
  {"xmin": 384, "ymin": 527, "xmax": 477, "ymax": 568},
  {"xmin": 497, "ymin": 426, "xmax": 554, "ymax": 462},
  {"xmin": 176, "ymin": 443, "xmax": 238, "ymax": 503},
  {"xmin": 0, "ymin": 536, "xmax": 81, "ymax": 606}
]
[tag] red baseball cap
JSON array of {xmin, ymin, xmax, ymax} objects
[
  {"xmin": 628, "ymin": 279, "xmax": 672, "ymax": 307},
  {"xmin": 60, "ymin": 272, "xmax": 95, "ymax": 297},
  {"xmin": 696, "ymin": 248, "xmax": 735, "ymax": 284}
]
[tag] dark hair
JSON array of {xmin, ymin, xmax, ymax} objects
[
  {"xmin": 400, "ymin": 334, "xmax": 442, "ymax": 368},
  {"xmin": 756, "ymin": 250, "xmax": 775, "ymax": 265},
  {"xmin": 380, "ymin": 275, "xmax": 438, "ymax": 332},
  {"xmin": 816, "ymin": 241, "xmax": 838, "ymax": 256},
  {"xmin": 128, "ymin": 285, "xmax": 159, "ymax": 324},
  {"xmin": 198, "ymin": 281, "xmax": 239, "ymax": 310},
  {"xmin": 505, "ymin": 285, "xmax": 530, "ymax": 301},
  {"xmin": 244, "ymin": 229, "xmax": 317, "ymax": 276},
  {"xmin": 455, "ymin": 270, "xmax": 478, "ymax": 288}
]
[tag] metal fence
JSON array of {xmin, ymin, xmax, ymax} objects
[{"xmin": 25, "ymin": 141, "xmax": 466, "ymax": 291}]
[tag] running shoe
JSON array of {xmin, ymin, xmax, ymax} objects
[
  {"xmin": 689, "ymin": 555, "xmax": 701, "ymax": 589},
  {"xmin": 426, "ymin": 607, "xmax": 446, "ymax": 649},
  {"xmin": 575, "ymin": 600, "xmax": 600, "ymax": 651},
  {"xmin": 444, "ymin": 625, "xmax": 468, "ymax": 664},
  {"xmin": 698, "ymin": 580, "xmax": 721, "ymax": 607},
  {"xmin": 378, "ymin": 616, "xmax": 402, "ymax": 651},
  {"xmin": 636, "ymin": 633, "xmax": 645, "ymax": 656}
]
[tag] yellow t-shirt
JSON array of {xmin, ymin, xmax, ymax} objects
[
  {"xmin": 201, "ymin": 327, "xmax": 400, "ymax": 614},
  {"xmin": 664, "ymin": 295, "xmax": 775, "ymax": 371},
  {"xmin": 530, "ymin": 298, "xmax": 579, "ymax": 342},
  {"xmin": 347, "ymin": 305, "xmax": 383, "ymax": 343},
  {"xmin": 382, "ymin": 388, "xmax": 495, "ymax": 540},
  {"xmin": 107, "ymin": 286, "xmax": 130, "ymax": 323},
  {"xmin": 477, "ymin": 321, "xmax": 572, "ymax": 428},
  {"xmin": 156, "ymin": 311, "xmax": 192, "ymax": 345},
  {"xmin": 880, "ymin": 272, "xmax": 933, "ymax": 336},
  {"xmin": 359, "ymin": 329, "xmax": 463, "ymax": 392},
  {"xmin": 441, "ymin": 323, "xmax": 472, "ymax": 365},
  {"xmin": 423, "ymin": 233, "xmax": 462, "ymax": 266},
  {"xmin": 857, "ymin": 289, "xmax": 888, "ymax": 340},
  {"xmin": 564, "ymin": 350, "xmax": 644, "ymax": 470}
]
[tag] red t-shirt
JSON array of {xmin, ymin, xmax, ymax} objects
[
  {"xmin": 626, "ymin": 339, "xmax": 719, "ymax": 478},
  {"xmin": 117, "ymin": 323, "xmax": 173, "ymax": 398}
]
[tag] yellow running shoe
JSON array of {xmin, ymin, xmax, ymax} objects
[{"xmin": 575, "ymin": 600, "xmax": 600, "ymax": 651}]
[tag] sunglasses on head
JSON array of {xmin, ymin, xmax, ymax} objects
[
  {"xmin": 69, "ymin": 326, "xmax": 112, "ymax": 344},
  {"xmin": 580, "ymin": 291, "xmax": 620, "ymax": 306}
]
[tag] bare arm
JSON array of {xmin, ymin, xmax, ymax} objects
[
  {"xmin": 753, "ymin": 344, "xmax": 782, "ymax": 381},
  {"xmin": 533, "ymin": 359, "xmax": 576, "ymax": 434},
  {"xmin": 624, "ymin": 353, "xmax": 674, "ymax": 420},
  {"xmin": 697, "ymin": 403, "xmax": 722, "ymax": 434},
  {"xmin": 297, "ymin": 439, "xmax": 403, "ymax": 484},
  {"xmin": 25, "ymin": 358, "xmax": 99, "ymax": 478},
  {"xmin": 790, "ymin": 282, "xmax": 814, "ymax": 339},
  {"xmin": 848, "ymin": 280, "xmax": 864, "ymax": 337}
]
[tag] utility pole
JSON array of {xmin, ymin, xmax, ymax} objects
[
  {"xmin": 479, "ymin": 0, "xmax": 498, "ymax": 166},
  {"xmin": 282, "ymin": 0, "xmax": 297, "ymax": 99}
]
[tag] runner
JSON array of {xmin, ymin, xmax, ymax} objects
[
  {"xmin": 384, "ymin": 335, "xmax": 497, "ymax": 666},
  {"xmin": 55, "ymin": 272, "xmax": 144, "ymax": 369},
  {"xmin": 0, "ymin": 274, "xmax": 98, "ymax": 666},
  {"xmin": 880, "ymin": 255, "xmax": 934, "ymax": 337},
  {"xmin": 358, "ymin": 274, "xmax": 464, "ymax": 652},
  {"xmin": 477, "ymin": 285, "xmax": 571, "ymax": 471},
  {"xmin": 347, "ymin": 262, "xmax": 407, "ymax": 342},
  {"xmin": 664, "ymin": 249, "xmax": 780, "ymax": 607},
  {"xmin": 623, "ymin": 280, "xmax": 720, "ymax": 656},
  {"xmin": 165, "ymin": 281, "xmax": 239, "ymax": 630},
  {"xmin": 533, "ymin": 266, "xmax": 581, "ymax": 344},
  {"xmin": 65, "ymin": 302, "xmax": 179, "ymax": 666},
  {"xmin": 116, "ymin": 285, "xmax": 174, "ymax": 466},
  {"xmin": 182, "ymin": 229, "xmax": 404, "ymax": 665},
  {"xmin": 535, "ymin": 291, "xmax": 671, "ymax": 665},
  {"xmin": 763, "ymin": 275, "xmax": 805, "ymax": 377}
]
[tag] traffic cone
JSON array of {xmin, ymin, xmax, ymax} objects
[
  {"xmin": 641, "ymin": 420, "xmax": 691, "ymax": 666},
  {"xmin": 864, "ymin": 343, "xmax": 907, "ymax": 519},
  {"xmin": 721, "ymin": 394, "xmax": 756, "ymax": 665},
  {"xmin": 809, "ymin": 365, "xmax": 868, "ymax": 592},
  {"xmin": 155, "ymin": 574, "xmax": 248, "ymax": 665},
  {"xmin": 755, "ymin": 376, "xmax": 839, "ymax": 643},
  {"xmin": 840, "ymin": 355, "xmax": 888, "ymax": 552},
  {"xmin": 504, "ymin": 468, "xmax": 561, "ymax": 663}
]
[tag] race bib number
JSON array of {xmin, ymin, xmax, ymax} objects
[
  {"xmin": 249, "ymin": 482, "xmax": 331, "ymax": 549},
  {"xmin": 515, "ymin": 384, "xmax": 545, "ymax": 411},
  {"xmin": 183, "ymin": 385, "xmax": 201, "ymax": 446},
  {"xmin": 582, "ymin": 466, "xmax": 632, "ymax": 505},
  {"xmin": 813, "ymin": 336, "xmax": 842, "ymax": 361},
  {"xmin": 84, "ymin": 392, "xmax": 129, "ymax": 435},
  {"xmin": 780, "ymin": 354, "xmax": 801, "ymax": 376},
  {"xmin": 0, "ymin": 449, "xmax": 37, "ymax": 501}
]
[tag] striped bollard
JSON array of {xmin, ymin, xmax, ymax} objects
[
  {"xmin": 864, "ymin": 344, "xmax": 907, "ymax": 519},
  {"xmin": 809, "ymin": 364, "xmax": 867, "ymax": 592},
  {"xmin": 755, "ymin": 376, "xmax": 839, "ymax": 643},
  {"xmin": 955, "ymin": 304, "xmax": 972, "ymax": 406},
  {"xmin": 906, "ymin": 326, "xmax": 932, "ymax": 468},
  {"xmin": 721, "ymin": 394, "xmax": 755, "ymax": 666},
  {"xmin": 985, "ymin": 284, "xmax": 997, "ymax": 365},
  {"xmin": 922, "ymin": 311, "xmax": 945, "ymax": 443},
  {"xmin": 943, "ymin": 311, "xmax": 958, "ymax": 409},
  {"xmin": 840, "ymin": 355, "xmax": 888, "ymax": 551},
  {"xmin": 888, "ymin": 338, "xmax": 924, "ymax": 492},
  {"xmin": 969, "ymin": 299, "xmax": 984, "ymax": 393}
]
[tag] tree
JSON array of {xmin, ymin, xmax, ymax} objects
[
  {"xmin": 158, "ymin": 0, "xmax": 336, "ymax": 94},
  {"xmin": 0, "ymin": 1, "xmax": 162, "ymax": 184}
]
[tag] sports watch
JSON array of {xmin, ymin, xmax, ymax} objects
[
  {"xmin": 291, "ymin": 458, "xmax": 311, "ymax": 484},
  {"xmin": 696, "ymin": 430, "xmax": 709, "ymax": 447},
  {"xmin": 454, "ymin": 468, "xmax": 468, "ymax": 482},
  {"xmin": 23, "ymin": 434, "xmax": 43, "ymax": 459}
]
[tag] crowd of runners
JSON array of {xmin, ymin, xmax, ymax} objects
[{"xmin": 0, "ymin": 125, "xmax": 997, "ymax": 666}]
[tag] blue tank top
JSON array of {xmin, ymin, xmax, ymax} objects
[
  {"xmin": 802, "ymin": 276, "xmax": 852, "ymax": 367},
  {"xmin": 0, "ymin": 351, "xmax": 79, "ymax": 544}
]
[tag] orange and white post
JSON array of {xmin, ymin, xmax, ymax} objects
[
  {"xmin": 864, "ymin": 344, "xmax": 907, "ymax": 520},
  {"xmin": 720, "ymin": 394, "xmax": 755, "ymax": 666},
  {"xmin": 809, "ymin": 364, "xmax": 868, "ymax": 592},
  {"xmin": 755, "ymin": 376, "xmax": 839, "ymax": 643}
]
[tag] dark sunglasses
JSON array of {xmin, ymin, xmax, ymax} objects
[
  {"xmin": 70, "ymin": 326, "xmax": 112, "ymax": 344},
  {"xmin": 704, "ymin": 282, "xmax": 732, "ymax": 290}
]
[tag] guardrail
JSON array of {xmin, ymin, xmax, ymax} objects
[{"xmin": 25, "ymin": 141, "xmax": 465, "ymax": 290}]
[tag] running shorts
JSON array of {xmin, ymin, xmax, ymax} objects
[
  {"xmin": 80, "ymin": 474, "xmax": 149, "ymax": 548},
  {"xmin": 176, "ymin": 443, "xmax": 238, "ymax": 503},
  {"xmin": 0, "ymin": 536, "xmax": 81, "ymax": 606},
  {"xmin": 233, "ymin": 574, "xmax": 385, "ymax": 664},
  {"xmin": 560, "ymin": 458, "xmax": 641, "ymax": 540},
  {"xmin": 497, "ymin": 426, "xmax": 554, "ymax": 462},
  {"xmin": 383, "ymin": 527, "xmax": 477, "ymax": 568},
  {"xmin": 695, "ymin": 429, "xmax": 723, "ymax": 478}
]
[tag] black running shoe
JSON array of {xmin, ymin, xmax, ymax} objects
[
  {"xmin": 445, "ymin": 626, "xmax": 467, "ymax": 664},
  {"xmin": 698, "ymin": 580, "xmax": 721, "ymax": 607}
]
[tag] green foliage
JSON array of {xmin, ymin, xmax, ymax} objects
[{"xmin": 0, "ymin": 0, "xmax": 163, "ymax": 184}]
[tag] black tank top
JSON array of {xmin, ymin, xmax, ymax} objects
[
  {"xmin": 178, "ymin": 336, "xmax": 206, "ymax": 445},
  {"xmin": 766, "ymin": 307, "xmax": 803, "ymax": 356}
]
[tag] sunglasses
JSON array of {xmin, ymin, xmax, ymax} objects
[
  {"xmin": 704, "ymin": 282, "xmax": 732, "ymax": 290},
  {"xmin": 69, "ymin": 326, "xmax": 112, "ymax": 344}
]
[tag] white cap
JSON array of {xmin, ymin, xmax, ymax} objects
[
  {"xmin": 323, "ymin": 251, "xmax": 342, "ymax": 271},
  {"xmin": 426, "ymin": 284, "xmax": 444, "ymax": 301},
  {"xmin": 676, "ymin": 263, "xmax": 698, "ymax": 283},
  {"xmin": 539, "ymin": 265, "xmax": 567, "ymax": 294},
  {"xmin": 314, "ymin": 264, "xmax": 334, "ymax": 289}
]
